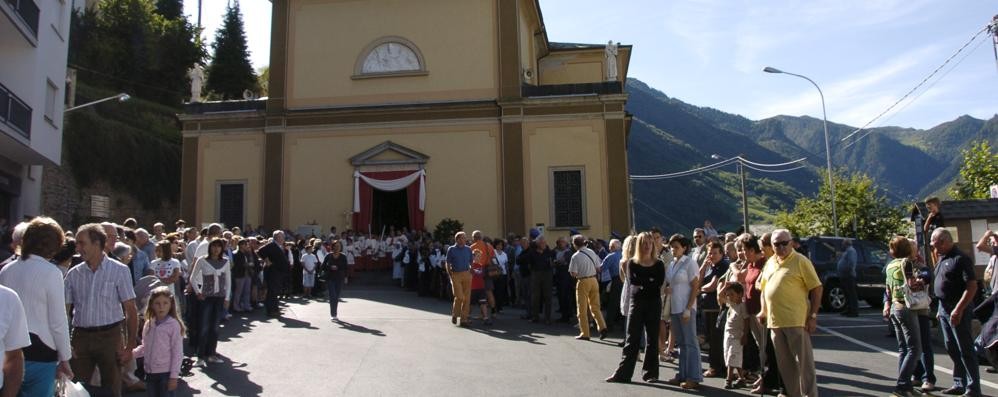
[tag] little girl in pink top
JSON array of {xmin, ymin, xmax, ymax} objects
[{"xmin": 133, "ymin": 287, "xmax": 185, "ymax": 396}]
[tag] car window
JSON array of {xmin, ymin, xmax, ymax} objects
[
  {"xmin": 812, "ymin": 241, "xmax": 836, "ymax": 263},
  {"xmin": 860, "ymin": 242, "xmax": 889, "ymax": 264}
]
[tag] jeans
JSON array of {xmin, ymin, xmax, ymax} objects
[
  {"xmin": 938, "ymin": 302, "xmax": 981, "ymax": 394},
  {"xmin": 327, "ymin": 276, "xmax": 344, "ymax": 317},
  {"xmin": 197, "ymin": 297, "xmax": 224, "ymax": 359},
  {"xmin": 840, "ymin": 274, "xmax": 859, "ymax": 315},
  {"xmin": 145, "ymin": 372, "xmax": 174, "ymax": 397},
  {"xmin": 611, "ymin": 297, "xmax": 661, "ymax": 380},
  {"xmin": 891, "ymin": 305, "xmax": 922, "ymax": 391},
  {"xmin": 19, "ymin": 360, "xmax": 57, "ymax": 397},
  {"xmin": 530, "ymin": 271, "xmax": 553, "ymax": 322},
  {"xmin": 672, "ymin": 309, "xmax": 704, "ymax": 383},
  {"xmin": 232, "ymin": 276, "xmax": 252, "ymax": 311},
  {"xmin": 913, "ymin": 313, "xmax": 936, "ymax": 384}
]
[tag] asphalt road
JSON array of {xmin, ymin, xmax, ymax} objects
[{"xmin": 123, "ymin": 282, "xmax": 998, "ymax": 397}]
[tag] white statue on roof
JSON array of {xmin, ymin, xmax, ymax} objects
[
  {"xmin": 188, "ymin": 64, "xmax": 204, "ymax": 103},
  {"xmin": 605, "ymin": 41, "xmax": 618, "ymax": 81}
]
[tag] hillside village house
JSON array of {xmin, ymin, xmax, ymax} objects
[{"xmin": 180, "ymin": 0, "xmax": 634, "ymax": 237}]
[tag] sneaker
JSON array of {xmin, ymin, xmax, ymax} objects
[
  {"xmin": 919, "ymin": 382, "xmax": 935, "ymax": 392},
  {"xmin": 724, "ymin": 381, "xmax": 735, "ymax": 390},
  {"xmin": 331, "ymin": 316, "xmax": 338, "ymax": 322},
  {"xmin": 206, "ymin": 356, "xmax": 224, "ymax": 364},
  {"xmin": 194, "ymin": 359, "xmax": 206, "ymax": 368},
  {"xmin": 941, "ymin": 386, "xmax": 966, "ymax": 395}
]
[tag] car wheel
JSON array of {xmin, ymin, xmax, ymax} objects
[{"xmin": 823, "ymin": 280, "xmax": 846, "ymax": 311}]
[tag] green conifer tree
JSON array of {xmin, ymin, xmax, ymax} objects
[{"xmin": 204, "ymin": 1, "xmax": 258, "ymax": 100}]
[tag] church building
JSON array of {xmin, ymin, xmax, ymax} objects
[{"xmin": 179, "ymin": 0, "xmax": 634, "ymax": 238}]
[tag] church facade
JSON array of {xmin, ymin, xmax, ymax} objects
[{"xmin": 179, "ymin": 0, "xmax": 633, "ymax": 238}]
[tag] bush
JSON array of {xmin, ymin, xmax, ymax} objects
[{"xmin": 433, "ymin": 218, "xmax": 464, "ymax": 245}]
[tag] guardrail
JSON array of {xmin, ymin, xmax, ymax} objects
[{"xmin": 0, "ymin": 82, "xmax": 32, "ymax": 139}]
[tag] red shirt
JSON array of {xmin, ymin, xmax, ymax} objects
[
  {"xmin": 743, "ymin": 257, "xmax": 765, "ymax": 315},
  {"xmin": 471, "ymin": 262, "xmax": 485, "ymax": 290}
]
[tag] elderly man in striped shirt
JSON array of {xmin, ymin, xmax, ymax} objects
[{"xmin": 65, "ymin": 224, "xmax": 138, "ymax": 397}]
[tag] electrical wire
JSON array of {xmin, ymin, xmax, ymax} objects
[
  {"xmin": 630, "ymin": 157, "xmax": 807, "ymax": 180},
  {"xmin": 839, "ymin": 25, "xmax": 990, "ymax": 144},
  {"xmin": 841, "ymin": 34, "xmax": 989, "ymax": 149}
]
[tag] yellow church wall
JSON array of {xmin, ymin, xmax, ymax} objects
[
  {"xmin": 538, "ymin": 50, "xmax": 605, "ymax": 85},
  {"xmin": 287, "ymin": 0, "xmax": 498, "ymax": 108},
  {"xmin": 197, "ymin": 134, "xmax": 266, "ymax": 228},
  {"xmin": 518, "ymin": 0, "xmax": 538, "ymax": 82},
  {"xmin": 282, "ymin": 124, "xmax": 503, "ymax": 236},
  {"xmin": 524, "ymin": 120, "xmax": 608, "ymax": 237}
]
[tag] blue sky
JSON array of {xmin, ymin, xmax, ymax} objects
[{"xmin": 184, "ymin": 0, "xmax": 997, "ymax": 130}]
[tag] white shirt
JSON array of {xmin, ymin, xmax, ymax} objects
[
  {"xmin": 666, "ymin": 255, "xmax": 699, "ymax": 314},
  {"xmin": 194, "ymin": 239, "xmax": 210, "ymax": 262},
  {"xmin": 301, "ymin": 253, "xmax": 318, "ymax": 272},
  {"xmin": 495, "ymin": 251, "xmax": 509, "ymax": 275},
  {"xmin": 569, "ymin": 247, "xmax": 601, "ymax": 278},
  {"xmin": 185, "ymin": 240, "xmax": 199, "ymax": 265},
  {"xmin": 0, "ymin": 285, "xmax": 30, "ymax": 388},
  {"xmin": 150, "ymin": 258, "xmax": 181, "ymax": 296},
  {"xmin": 0, "ymin": 256, "xmax": 71, "ymax": 361}
]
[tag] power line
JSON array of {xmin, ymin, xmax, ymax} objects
[
  {"xmin": 842, "ymin": 34, "xmax": 989, "ymax": 149},
  {"xmin": 839, "ymin": 24, "xmax": 991, "ymax": 145},
  {"xmin": 630, "ymin": 156, "xmax": 807, "ymax": 180}
]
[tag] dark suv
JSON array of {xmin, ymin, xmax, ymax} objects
[{"xmin": 797, "ymin": 236, "xmax": 890, "ymax": 311}]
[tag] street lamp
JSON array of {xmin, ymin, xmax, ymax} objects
[
  {"xmin": 65, "ymin": 93, "xmax": 130, "ymax": 113},
  {"xmin": 712, "ymin": 154, "xmax": 750, "ymax": 234},
  {"xmin": 763, "ymin": 66, "xmax": 839, "ymax": 236}
]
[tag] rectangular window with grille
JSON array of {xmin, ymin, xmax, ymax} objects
[
  {"xmin": 218, "ymin": 182, "xmax": 245, "ymax": 230},
  {"xmin": 551, "ymin": 168, "xmax": 585, "ymax": 228}
]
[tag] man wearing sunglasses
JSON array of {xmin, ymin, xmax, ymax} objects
[{"xmin": 758, "ymin": 229, "xmax": 822, "ymax": 397}]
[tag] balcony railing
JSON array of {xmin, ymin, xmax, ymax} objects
[
  {"xmin": 0, "ymin": 83, "xmax": 32, "ymax": 139},
  {"xmin": 4, "ymin": 0, "xmax": 39, "ymax": 37}
]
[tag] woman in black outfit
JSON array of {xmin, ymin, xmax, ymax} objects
[
  {"xmin": 322, "ymin": 240, "xmax": 348, "ymax": 321},
  {"xmin": 607, "ymin": 232, "xmax": 665, "ymax": 383}
]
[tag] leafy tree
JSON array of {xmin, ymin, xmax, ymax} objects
[
  {"xmin": 257, "ymin": 66, "xmax": 270, "ymax": 97},
  {"xmin": 204, "ymin": 1, "xmax": 258, "ymax": 100},
  {"xmin": 775, "ymin": 170, "xmax": 906, "ymax": 243},
  {"xmin": 949, "ymin": 140, "xmax": 998, "ymax": 199},
  {"xmin": 155, "ymin": 0, "xmax": 183, "ymax": 20},
  {"xmin": 69, "ymin": 0, "xmax": 204, "ymax": 106}
]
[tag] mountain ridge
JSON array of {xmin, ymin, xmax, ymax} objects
[{"xmin": 625, "ymin": 78, "xmax": 996, "ymax": 233}]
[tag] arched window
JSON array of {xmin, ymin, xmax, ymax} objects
[{"xmin": 352, "ymin": 36, "xmax": 428, "ymax": 79}]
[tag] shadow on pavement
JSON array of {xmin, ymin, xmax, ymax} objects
[
  {"xmin": 275, "ymin": 316, "xmax": 319, "ymax": 329},
  {"xmin": 335, "ymin": 320, "xmax": 386, "ymax": 336},
  {"xmin": 192, "ymin": 358, "xmax": 264, "ymax": 397}
]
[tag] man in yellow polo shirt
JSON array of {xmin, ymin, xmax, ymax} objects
[{"xmin": 758, "ymin": 229, "xmax": 823, "ymax": 397}]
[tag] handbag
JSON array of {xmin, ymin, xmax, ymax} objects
[{"xmin": 903, "ymin": 284, "xmax": 930, "ymax": 311}]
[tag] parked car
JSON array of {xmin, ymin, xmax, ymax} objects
[{"xmin": 797, "ymin": 236, "xmax": 890, "ymax": 311}]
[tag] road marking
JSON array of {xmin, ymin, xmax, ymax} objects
[
  {"xmin": 821, "ymin": 324, "xmax": 889, "ymax": 329},
  {"xmin": 817, "ymin": 325, "xmax": 998, "ymax": 391}
]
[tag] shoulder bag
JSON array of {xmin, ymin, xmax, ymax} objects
[{"xmin": 902, "ymin": 261, "xmax": 930, "ymax": 311}]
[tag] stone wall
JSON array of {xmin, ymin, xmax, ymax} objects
[{"xmin": 41, "ymin": 158, "xmax": 180, "ymax": 230}]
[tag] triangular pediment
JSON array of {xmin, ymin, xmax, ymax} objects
[{"xmin": 350, "ymin": 141, "xmax": 429, "ymax": 166}]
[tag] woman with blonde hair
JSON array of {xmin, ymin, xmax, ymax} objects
[{"xmin": 607, "ymin": 232, "xmax": 666, "ymax": 383}]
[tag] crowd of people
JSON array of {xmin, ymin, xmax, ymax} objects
[{"xmin": 0, "ymin": 202, "xmax": 997, "ymax": 397}]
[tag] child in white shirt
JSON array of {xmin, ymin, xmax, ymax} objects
[
  {"xmin": 301, "ymin": 245, "xmax": 319, "ymax": 298},
  {"xmin": 721, "ymin": 283, "xmax": 749, "ymax": 389}
]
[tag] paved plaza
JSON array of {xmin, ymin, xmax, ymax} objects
[{"xmin": 148, "ymin": 280, "xmax": 998, "ymax": 397}]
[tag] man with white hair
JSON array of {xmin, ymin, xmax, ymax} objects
[
  {"xmin": 134, "ymin": 228, "xmax": 156, "ymax": 268},
  {"xmin": 0, "ymin": 222, "xmax": 29, "ymax": 267},
  {"xmin": 257, "ymin": 230, "xmax": 290, "ymax": 317},
  {"xmin": 758, "ymin": 229, "xmax": 822, "ymax": 397},
  {"xmin": 932, "ymin": 228, "xmax": 981, "ymax": 396}
]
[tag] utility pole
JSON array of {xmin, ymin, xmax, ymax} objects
[
  {"xmin": 197, "ymin": 0, "xmax": 203, "ymax": 30},
  {"xmin": 738, "ymin": 162, "xmax": 749, "ymax": 234}
]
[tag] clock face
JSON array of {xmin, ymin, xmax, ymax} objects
[{"xmin": 361, "ymin": 42, "xmax": 421, "ymax": 74}]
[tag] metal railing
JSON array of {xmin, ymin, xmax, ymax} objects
[
  {"xmin": 5, "ymin": 0, "xmax": 39, "ymax": 36},
  {"xmin": 0, "ymin": 82, "xmax": 32, "ymax": 139}
]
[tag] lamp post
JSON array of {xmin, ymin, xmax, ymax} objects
[
  {"xmin": 713, "ymin": 154, "xmax": 750, "ymax": 234},
  {"xmin": 763, "ymin": 66, "xmax": 839, "ymax": 236},
  {"xmin": 64, "ymin": 93, "xmax": 130, "ymax": 113}
]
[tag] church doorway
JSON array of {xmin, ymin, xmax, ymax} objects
[{"xmin": 371, "ymin": 188, "xmax": 410, "ymax": 233}]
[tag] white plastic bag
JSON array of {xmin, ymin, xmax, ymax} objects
[{"xmin": 57, "ymin": 378, "xmax": 90, "ymax": 397}]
